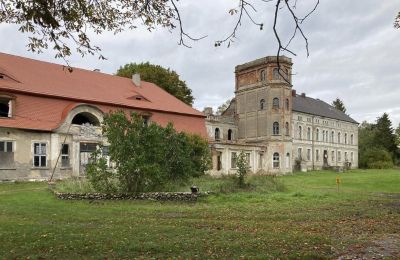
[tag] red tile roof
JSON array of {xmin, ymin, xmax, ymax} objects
[{"xmin": 0, "ymin": 52, "xmax": 206, "ymax": 136}]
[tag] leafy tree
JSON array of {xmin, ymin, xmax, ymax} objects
[
  {"xmin": 236, "ymin": 151, "xmax": 250, "ymax": 187},
  {"xmin": 117, "ymin": 62, "xmax": 193, "ymax": 106},
  {"xmin": 216, "ymin": 99, "xmax": 232, "ymax": 115},
  {"xmin": 86, "ymin": 112, "xmax": 210, "ymax": 193},
  {"xmin": 0, "ymin": 0, "xmax": 320, "ymax": 63},
  {"xmin": 332, "ymin": 98, "xmax": 347, "ymax": 113},
  {"xmin": 361, "ymin": 147, "xmax": 393, "ymax": 169}
]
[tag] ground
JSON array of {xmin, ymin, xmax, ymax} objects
[{"xmin": 0, "ymin": 169, "xmax": 399, "ymax": 259}]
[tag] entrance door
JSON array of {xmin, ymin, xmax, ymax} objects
[
  {"xmin": 79, "ymin": 143, "xmax": 97, "ymax": 175},
  {"xmin": 323, "ymin": 150, "xmax": 328, "ymax": 166}
]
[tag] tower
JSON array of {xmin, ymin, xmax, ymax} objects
[{"xmin": 234, "ymin": 56, "xmax": 293, "ymax": 172}]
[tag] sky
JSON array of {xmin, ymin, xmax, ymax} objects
[{"xmin": 0, "ymin": 1, "xmax": 399, "ymax": 126}]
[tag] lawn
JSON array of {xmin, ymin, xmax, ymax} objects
[{"xmin": 0, "ymin": 169, "xmax": 399, "ymax": 259}]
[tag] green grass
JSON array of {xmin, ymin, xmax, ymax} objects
[{"xmin": 1, "ymin": 169, "xmax": 399, "ymax": 259}]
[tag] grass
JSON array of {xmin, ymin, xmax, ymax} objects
[{"xmin": 0, "ymin": 169, "xmax": 399, "ymax": 259}]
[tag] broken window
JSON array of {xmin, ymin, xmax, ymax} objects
[
  {"xmin": 61, "ymin": 144, "xmax": 70, "ymax": 168},
  {"xmin": 0, "ymin": 98, "xmax": 11, "ymax": 118},
  {"xmin": 72, "ymin": 112, "xmax": 100, "ymax": 126},
  {"xmin": 33, "ymin": 143, "xmax": 47, "ymax": 167},
  {"xmin": 0, "ymin": 141, "xmax": 14, "ymax": 168}
]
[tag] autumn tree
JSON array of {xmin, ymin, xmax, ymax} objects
[
  {"xmin": 0, "ymin": 0, "xmax": 320, "ymax": 67},
  {"xmin": 332, "ymin": 98, "xmax": 347, "ymax": 113},
  {"xmin": 116, "ymin": 62, "xmax": 193, "ymax": 106}
]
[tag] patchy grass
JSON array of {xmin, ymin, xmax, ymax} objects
[{"xmin": 0, "ymin": 169, "xmax": 399, "ymax": 259}]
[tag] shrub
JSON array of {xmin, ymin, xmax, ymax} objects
[
  {"xmin": 86, "ymin": 150, "xmax": 118, "ymax": 193},
  {"xmin": 360, "ymin": 147, "xmax": 394, "ymax": 169}
]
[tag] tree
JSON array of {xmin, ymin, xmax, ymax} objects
[
  {"xmin": 395, "ymin": 123, "xmax": 400, "ymax": 145},
  {"xmin": 332, "ymin": 98, "xmax": 347, "ymax": 113},
  {"xmin": 116, "ymin": 62, "xmax": 194, "ymax": 106},
  {"xmin": 375, "ymin": 113, "xmax": 398, "ymax": 157},
  {"xmin": 395, "ymin": 12, "xmax": 400, "ymax": 29},
  {"xmin": 87, "ymin": 112, "xmax": 210, "ymax": 193},
  {"xmin": 236, "ymin": 151, "xmax": 250, "ymax": 187},
  {"xmin": 0, "ymin": 0, "xmax": 320, "ymax": 66},
  {"xmin": 216, "ymin": 99, "xmax": 232, "ymax": 115}
]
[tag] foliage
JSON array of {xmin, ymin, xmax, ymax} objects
[
  {"xmin": 359, "ymin": 147, "xmax": 394, "ymax": 169},
  {"xmin": 236, "ymin": 151, "xmax": 250, "ymax": 187},
  {"xmin": 375, "ymin": 113, "xmax": 398, "ymax": 156},
  {"xmin": 215, "ymin": 99, "xmax": 232, "ymax": 115},
  {"xmin": 86, "ymin": 150, "xmax": 118, "ymax": 193},
  {"xmin": 2, "ymin": 170, "xmax": 400, "ymax": 259},
  {"xmin": 395, "ymin": 12, "xmax": 400, "ymax": 29},
  {"xmin": 396, "ymin": 123, "xmax": 400, "ymax": 145},
  {"xmin": 87, "ymin": 112, "xmax": 210, "ymax": 193},
  {"xmin": 116, "ymin": 62, "xmax": 193, "ymax": 106},
  {"xmin": 331, "ymin": 98, "xmax": 347, "ymax": 113}
]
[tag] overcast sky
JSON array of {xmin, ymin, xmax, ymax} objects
[{"xmin": 0, "ymin": 1, "xmax": 399, "ymax": 126}]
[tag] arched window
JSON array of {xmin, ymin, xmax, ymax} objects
[
  {"xmin": 228, "ymin": 129, "xmax": 233, "ymax": 141},
  {"xmin": 331, "ymin": 131, "xmax": 335, "ymax": 143},
  {"xmin": 72, "ymin": 112, "xmax": 100, "ymax": 126},
  {"xmin": 338, "ymin": 132, "xmax": 341, "ymax": 143},
  {"xmin": 272, "ymin": 98, "xmax": 279, "ymax": 109},
  {"xmin": 260, "ymin": 99, "xmax": 265, "ymax": 110},
  {"xmin": 307, "ymin": 127, "xmax": 311, "ymax": 140},
  {"xmin": 351, "ymin": 134, "xmax": 354, "ymax": 145},
  {"xmin": 286, "ymin": 153, "xmax": 290, "ymax": 168},
  {"xmin": 215, "ymin": 128, "xmax": 220, "ymax": 140},
  {"xmin": 298, "ymin": 126, "xmax": 302, "ymax": 140},
  {"xmin": 273, "ymin": 68, "xmax": 280, "ymax": 80},
  {"xmin": 285, "ymin": 122, "xmax": 289, "ymax": 136},
  {"xmin": 260, "ymin": 70, "xmax": 266, "ymax": 81},
  {"xmin": 285, "ymin": 98, "xmax": 290, "ymax": 110},
  {"xmin": 322, "ymin": 130, "xmax": 325, "ymax": 142},
  {"xmin": 273, "ymin": 152, "xmax": 280, "ymax": 168},
  {"xmin": 344, "ymin": 133, "xmax": 348, "ymax": 144},
  {"xmin": 273, "ymin": 122, "xmax": 280, "ymax": 135},
  {"xmin": 316, "ymin": 128, "xmax": 320, "ymax": 141}
]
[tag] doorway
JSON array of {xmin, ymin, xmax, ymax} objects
[{"xmin": 79, "ymin": 142, "xmax": 97, "ymax": 175}]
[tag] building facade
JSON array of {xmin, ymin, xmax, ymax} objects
[
  {"xmin": 0, "ymin": 53, "xmax": 206, "ymax": 181},
  {"xmin": 206, "ymin": 56, "xmax": 358, "ymax": 175}
]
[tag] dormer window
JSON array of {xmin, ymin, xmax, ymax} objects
[{"xmin": 0, "ymin": 96, "xmax": 13, "ymax": 118}]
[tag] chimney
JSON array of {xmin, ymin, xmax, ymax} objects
[
  {"xmin": 291, "ymin": 89, "xmax": 297, "ymax": 97},
  {"xmin": 301, "ymin": 93, "xmax": 306, "ymax": 98},
  {"xmin": 132, "ymin": 73, "xmax": 141, "ymax": 87}
]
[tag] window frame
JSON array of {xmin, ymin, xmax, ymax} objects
[
  {"xmin": 61, "ymin": 144, "xmax": 70, "ymax": 168},
  {"xmin": 33, "ymin": 142, "xmax": 47, "ymax": 168},
  {"xmin": 231, "ymin": 152, "xmax": 237, "ymax": 169},
  {"xmin": 273, "ymin": 122, "xmax": 280, "ymax": 135},
  {"xmin": 272, "ymin": 98, "xmax": 280, "ymax": 109},
  {"xmin": 259, "ymin": 99, "xmax": 265, "ymax": 110},
  {"xmin": 273, "ymin": 152, "xmax": 280, "ymax": 169}
]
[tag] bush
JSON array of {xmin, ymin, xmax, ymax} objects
[
  {"xmin": 360, "ymin": 147, "xmax": 394, "ymax": 169},
  {"xmin": 87, "ymin": 112, "xmax": 211, "ymax": 193},
  {"xmin": 236, "ymin": 151, "xmax": 250, "ymax": 188}
]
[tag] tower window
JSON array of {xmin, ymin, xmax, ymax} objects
[
  {"xmin": 285, "ymin": 98, "xmax": 289, "ymax": 110},
  {"xmin": 215, "ymin": 128, "xmax": 220, "ymax": 141},
  {"xmin": 273, "ymin": 152, "xmax": 280, "ymax": 168},
  {"xmin": 272, "ymin": 98, "xmax": 279, "ymax": 109},
  {"xmin": 273, "ymin": 122, "xmax": 280, "ymax": 135},
  {"xmin": 228, "ymin": 129, "xmax": 233, "ymax": 141},
  {"xmin": 285, "ymin": 122, "xmax": 289, "ymax": 136},
  {"xmin": 260, "ymin": 70, "xmax": 266, "ymax": 81},
  {"xmin": 273, "ymin": 68, "xmax": 280, "ymax": 80},
  {"xmin": 260, "ymin": 99, "xmax": 265, "ymax": 110}
]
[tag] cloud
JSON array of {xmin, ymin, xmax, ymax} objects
[{"xmin": 0, "ymin": 0, "xmax": 399, "ymax": 126}]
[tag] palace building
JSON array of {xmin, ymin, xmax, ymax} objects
[
  {"xmin": 205, "ymin": 56, "xmax": 359, "ymax": 175},
  {"xmin": 0, "ymin": 53, "xmax": 206, "ymax": 181}
]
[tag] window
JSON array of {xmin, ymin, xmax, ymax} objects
[
  {"xmin": 285, "ymin": 122, "xmax": 290, "ymax": 136},
  {"xmin": 0, "ymin": 141, "xmax": 14, "ymax": 167},
  {"xmin": 61, "ymin": 144, "xmax": 70, "ymax": 168},
  {"xmin": 260, "ymin": 99, "xmax": 265, "ymax": 110},
  {"xmin": 33, "ymin": 143, "xmax": 47, "ymax": 167},
  {"xmin": 338, "ymin": 132, "xmax": 341, "ymax": 143},
  {"xmin": 297, "ymin": 147, "xmax": 302, "ymax": 160},
  {"xmin": 215, "ymin": 128, "xmax": 220, "ymax": 140},
  {"xmin": 331, "ymin": 151, "xmax": 335, "ymax": 162},
  {"xmin": 316, "ymin": 149, "xmax": 320, "ymax": 161},
  {"xmin": 72, "ymin": 112, "xmax": 100, "ymax": 126},
  {"xmin": 0, "ymin": 98, "xmax": 12, "ymax": 118},
  {"xmin": 285, "ymin": 99, "xmax": 289, "ymax": 110},
  {"xmin": 143, "ymin": 115, "xmax": 151, "ymax": 126},
  {"xmin": 228, "ymin": 129, "xmax": 233, "ymax": 141},
  {"xmin": 273, "ymin": 122, "xmax": 280, "ymax": 135},
  {"xmin": 322, "ymin": 130, "xmax": 325, "ymax": 142},
  {"xmin": 307, "ymin": 149, "xmax": 311, "ymax": 161},
  {"xmin": 260, "ymin": 70, "xmax": 266, "ymax": 81},
  {"xmin": 345, "ymin": 152, "xmax": 348, "ymax": 161},
  {"xmin": 298, "ymin": 116, "xmax": 302, "ymax": 121},
  {"xmin": 344, "ymin": 133, "xmax": 348, "ymax": 144},
  {"xmin": 286, "ymin": 153, "xmax": 290, "ymax": 168},
  {"xmin": 350, "ymin": 134, "xmax": 354, "ymax": 145},
  {"xmin": 273, "ymin": 152, "xmax": 280, "ymax": 168},
  {"xmin": 272, "ymin": 98, "xmax": 279, "ymax": 109},
  {"xmin": 316, "ymin": 129, "xmax": 320, "ymax": 141},
  {"xmin": 338, "ymin": 151, "xmax": 342, "ymax": 162},
  {"xmin": 298, "ymin": 126, "xmax": 302, "ymax": 140},
  {"xmin": 351, "ymin": 152, "xmax": 354, "ymax": 162},
  {"xmin": 231, "ymin": 152, "xmax": 237, "ymax": 168},
  {"xmin": 246, "ymin": 153, "xmax": 251, "ymax": 165},
  {"xmin": 331, "ymin": 131, "xmax": 335, "ymax": 143},
  {"xmin": 307, "ymin": 127, "xmax": 311, "ymax": 140},
  {"xmin": 273, "ymin": 68, "xmax": 280, "ymax": 80}
]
